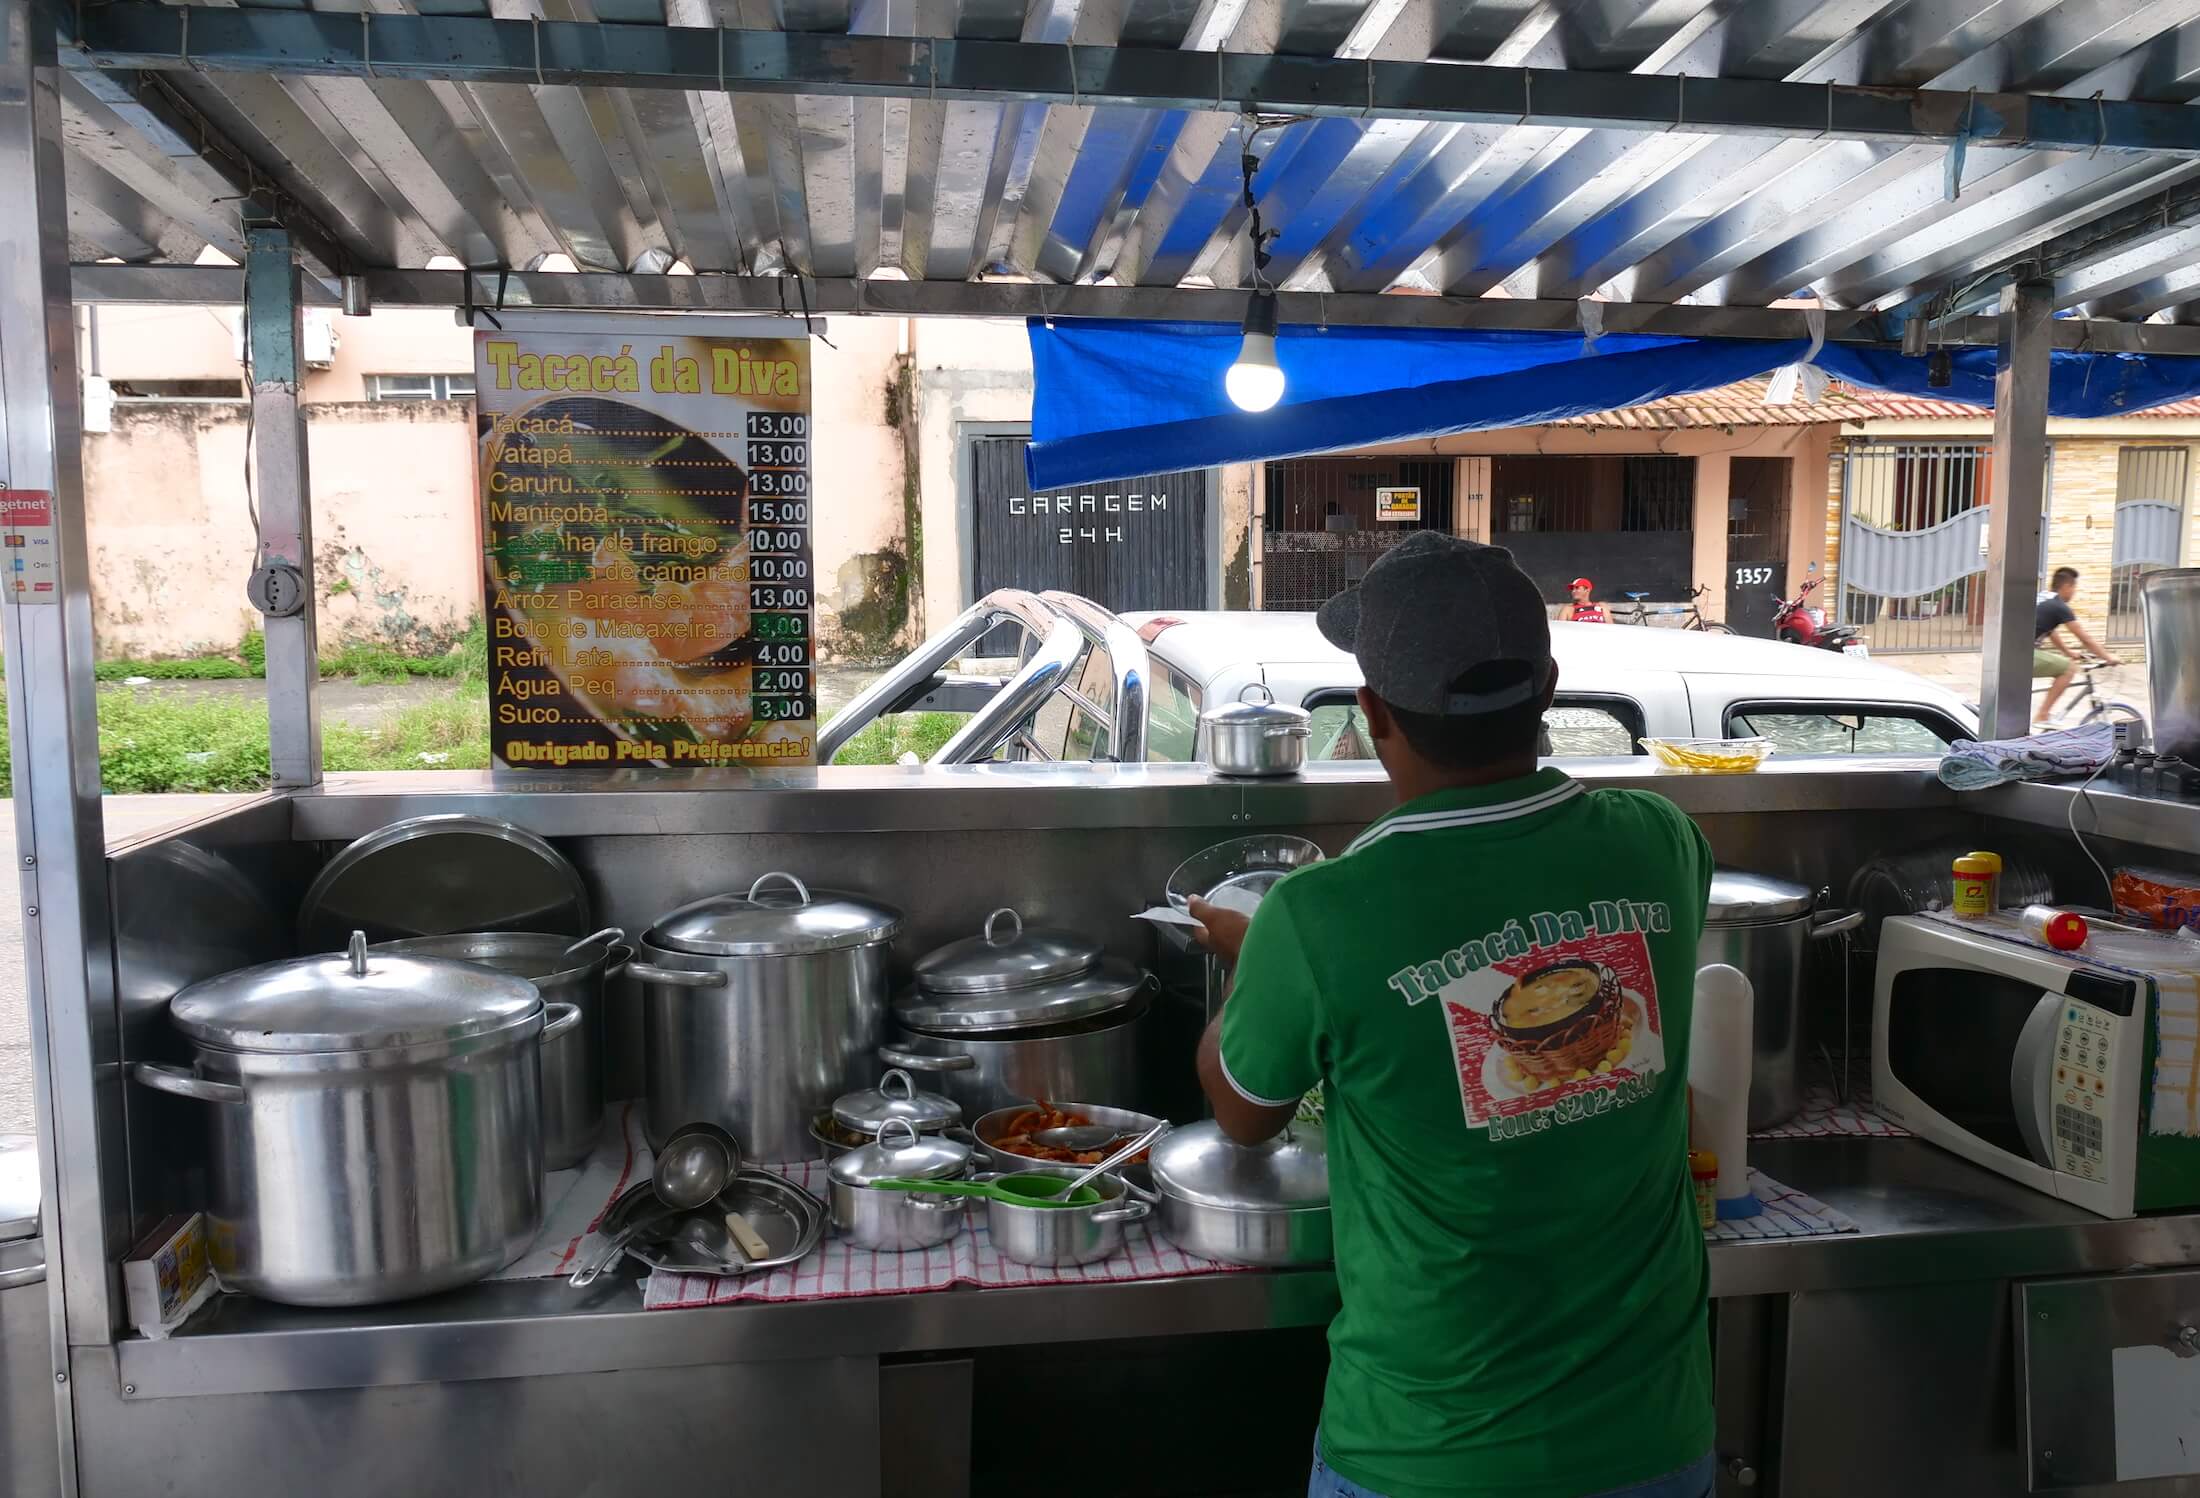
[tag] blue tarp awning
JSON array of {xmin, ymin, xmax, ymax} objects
[{"xmin": 1025, "ymin": 319, "xmax": 2200, "ymax": 490}]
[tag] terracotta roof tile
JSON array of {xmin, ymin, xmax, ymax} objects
[{"xmin": 1553, "ymin": 378, "xmax": 2200, "ymax": 428}]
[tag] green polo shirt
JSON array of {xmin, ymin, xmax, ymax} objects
[{"xmin": 1219, "ymin": 768, "xmax": 1715, "ymax": 1498}]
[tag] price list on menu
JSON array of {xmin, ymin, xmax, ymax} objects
[{"xmin": 746, "ymin": 411, "xmax": 814, "ymax": 727}]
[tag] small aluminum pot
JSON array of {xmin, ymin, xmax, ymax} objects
[
  {"xmin": 1152, "ymin": 1193, "xmax": 1332, "ymax": 1267},
  {"xmin": 1196, "ymin": 683, "xmax": 1310, "ymax": 778},
  {"xmin": 830, "ymin": 1181, "xmax": 969, "ymax": 1253},
  {"xmin": 536, "ymin": 1002, "xmax": 591, "ymax": 1170},
  {"xmin": 981, "ymin": 1169, "xmax": 1148, "ymax": 1267},
  {"xmin": 828, "ymin": 1119, "xmax": 972, "ymax": 1253}
]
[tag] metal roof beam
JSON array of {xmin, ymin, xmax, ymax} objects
[
  {"xmin": 69, "ymin": 5, "xmax": 2200, "ymax": 157},
  {"xmin": 66, "ymin": 262, "xmax": 2200, "ymax": 353}
]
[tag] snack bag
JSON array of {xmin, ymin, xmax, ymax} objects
[{"xmin": 2114, "ymin": 867, "xmax": 2200, "ymax": 935}]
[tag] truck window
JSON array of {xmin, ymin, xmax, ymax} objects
[
  {"xmin": 1725, "ymin": 703, "xmax": 1962, "ymax": 756},
  {"xmin": 1145, "ymin": 664, "xmax": 1202, "ymax": 762}
]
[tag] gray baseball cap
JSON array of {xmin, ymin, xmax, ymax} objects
[{"xmin": 1315, "ymin": 533, "xmax": 1552, "ymax": 716}]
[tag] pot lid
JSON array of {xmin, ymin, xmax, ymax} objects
[
  {"xmin": 833, "ymin": 1068, "xmax": 962, "ymax": 1133},
  {"xmin": 895, "ymin": 957, "xmax": 1147, "ymax": 1034},
  {"xmin": 912, "ymin": 908, "xmax": 1101, "ymax": 994},
  {"xmin": 1199, "ymin": 682, "xmax": 1310, "ymax": 727},
  {"xmin": 830, "ymin": 1120, "xmax": 971, "ymax": 1187},
  {"xmin": 0, "ymin": 1134, "xmax": 38, "ymax": 1244},
  {"xmin": 1706, "ymin": 869, "xmax": 1814, "ymax": 924},
  {"xmin": 1148, "ymin": 1120, "xmax": 1329, "ymax": 1211},
  {"xmin": 296, "ymin": 814, "xmax": 590, "ymax": 952},
  {"xmin": 370, "ymin": 928, "xmax": 624, "ymax": 984},
  {"xmin": 170, "ymin": 933, "xmax": 543, "ymax": 1053},
  {"xmin": 648, "ymin": 873, "xmax": 902, "ymax": 956}
]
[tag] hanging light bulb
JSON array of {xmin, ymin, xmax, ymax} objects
[
  {"xmin": 1227, "ymin": 286, "xmax": 1284, "ymax": 412},
  {"xmin": 1225, "ymin": 132, "xmax": 1285, "ymax": 413}
]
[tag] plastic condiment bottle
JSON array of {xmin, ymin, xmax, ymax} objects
[
  {"xmin": 2021, "ymin": 904, "xmax": 2089, "ymax": 952},
  {"xmin": 1689, "ymin": 1151, "xmax": 1719, "ymax": 1231},
  {"xmin": 1952, "ymin": 851, "xmax": 2002, "ymax": 917}
]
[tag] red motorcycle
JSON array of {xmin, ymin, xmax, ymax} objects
[{"xmin": 1772, "ymin": 580, "xmax": 1868, "ymax": 655}]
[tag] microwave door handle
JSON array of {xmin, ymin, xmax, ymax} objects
[{"xmin": 2010, "ymin": 993, "xmax": 2064, "ymax": 1169}]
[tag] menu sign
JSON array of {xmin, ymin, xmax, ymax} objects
[{"xmin": 475, "ymin": 322, "xmax": 815, "ymax": 768}]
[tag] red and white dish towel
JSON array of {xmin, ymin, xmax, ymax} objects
[
  {"xmin": 643, "ymin": 1158, "xmax": 1247, "ymax": 1310},
  {"xmin": 1705, "ymin": 1169, "xmax": 1858, "ymax": 1241},
  {"xmin": 489, "ymin": 1103, "xmax": 654, "ymax": 1282},
  {"xmin": 1749, "ymin": 1081, "xmax": 1908, "ymax": 1140}
]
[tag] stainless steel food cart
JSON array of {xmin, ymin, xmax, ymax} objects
[{"xmin": 13, "ymin": 0, "xmax": 2200, "ymax": 1490}]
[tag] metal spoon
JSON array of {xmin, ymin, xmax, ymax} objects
[
  {"xmin": 1042, "ymin": 1122, "xmax": 1168, "ymax": 1202},
  {"xmin": 1031, "ymin": 1123, "xmax": 1138, "ymax": 1152}
]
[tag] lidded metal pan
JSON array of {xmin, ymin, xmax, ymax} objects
[{"xmin": 297, "ymin": 814, "xmax": 590, "ymax": 951}]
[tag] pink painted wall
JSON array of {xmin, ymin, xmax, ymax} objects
[{"xmin": 83, "ymin": 401, "xmax": 480, "ymax": 657}]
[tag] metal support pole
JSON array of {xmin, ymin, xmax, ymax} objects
[
  {"xmin": 0, "ymin": 0, "xmax": 114, "ymax": 1483},
  {"xmin": 244, "ymin": 209, "xmax": 322, "ymax": 787},
  {"xmin": 1980, "ymin": 280, "xmax": 2053, "ymax": 740}
]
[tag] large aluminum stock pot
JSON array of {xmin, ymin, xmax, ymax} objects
[
  {"xmin": 630, "ymin": 873, "xmax": 902, "ymax": 1162},
  {"xmin": 131, "ymin": 933, "xmax": 549, "ymax": 1307},
  {"xmin": 1698, "ymin": 869, "xmax": 1864, "ymax": 1130},
  {"xmin": 886, "ymin": 908, "xmax": 1151, "ymax": 1115},
  {"xmin": 372, "ymin": 928, "xmax": 628, "ymax": 1170}
]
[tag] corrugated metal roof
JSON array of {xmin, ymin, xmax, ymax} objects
[
  {"xmin": 54, "ymin": 0, "xmax": 2200, "ymax": 334},
  {"xmin": 1555, "ymin": 377, "xmax": 2200, "ymax": 427}
]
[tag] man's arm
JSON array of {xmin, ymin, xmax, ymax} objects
[
  {"xmin": 1197, "ymin": 1018, "xmax": 1300, "ymax": 1143},
  {"xmin": 2064, "ymin": 620, "xmax": 2121, "ymax": 664},
  {"xmin": 1188, "ymin": 894, "xmax": 1320, "ymax": 1145}
]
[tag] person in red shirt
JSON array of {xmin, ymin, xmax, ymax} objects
[{"xmin": 1561, "ymin": 577, "xmax": 1609, "ymax": 623}]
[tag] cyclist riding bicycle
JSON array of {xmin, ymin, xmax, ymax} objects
[
  {"xmin": 1560, "ymin": 576, "xmax": 1609, "ymax": 624},
  {"xmin": 2033, "ymin": 566, "xmax": 2121, "ymax": 731}
]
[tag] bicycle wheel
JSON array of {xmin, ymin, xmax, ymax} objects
[{"xmin": 1695, "ymin": 622, "xmax": 1733, "ymax": 634}]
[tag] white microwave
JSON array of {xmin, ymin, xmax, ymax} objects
[{"xmin": 1873, "ymin": 914, "xmax": 2200, "ymax": 1219}]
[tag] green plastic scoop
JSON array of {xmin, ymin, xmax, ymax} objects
[{"xmin": 871, "ymin": 1176, "xmax": 1103, "ymax": 1208}]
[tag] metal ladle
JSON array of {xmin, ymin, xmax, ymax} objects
[
  {"xmin": 558, "ymin": 926, "xmax": 625, "ymax": 963},
  {"xmin": 568, "ymin": 1124, "xmax": 741, "ymax": 1288}
]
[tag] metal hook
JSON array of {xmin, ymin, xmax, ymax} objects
[
  {"xmin": 2092, "ymin": 91, "xmax": 2106, "ymax": 159},
  {"xmin": 1675, "ymin": 72, "xmax": 1684, "ymax": 131},
  {"xmin": 1065, "ymin": 42, "xmax": 1079, "ymax": 106},
  {"xmin": 361, "ymin": 11, "xmax": 374, "ymax": 79},
  {"xmin": 535, "ymin": 16, "xmax": 546, "ymax": 88}
]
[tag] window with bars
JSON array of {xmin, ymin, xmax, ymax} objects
[
  {"xmin": 2109, "ymin": 445, "xmax": 2189, "ymax": 643},
  {"xmin": 1835, "ymin": 442, "xmax": 1996, "ymax": 654},
  {"xmin": 1259, "ymin": 457, "xmax": 1456, "ymax": 611}
]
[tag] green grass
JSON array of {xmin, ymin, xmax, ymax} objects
[
  {"xmin": 0, "ymin": 683, "xmax": 495, "ymax": 796},
  {"xmin": 825, "ymin": 711, "xmax": 966, "ymax": 766},
  {"xmin": 36, "ymin": 615, "xmax": 492, "ymax": 689}
]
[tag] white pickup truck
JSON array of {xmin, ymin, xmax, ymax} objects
[{"xmin": 820, "ymin": 589, "xmax": 1981, "ymax": 766}]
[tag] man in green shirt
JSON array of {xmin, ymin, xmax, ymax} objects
[{"xmin": 1190, "ymin": 533, "xmax": 1716, "ymax": 1498}]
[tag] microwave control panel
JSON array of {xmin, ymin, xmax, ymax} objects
[{"xmin": 2052, "ymin": 1002, "xmax": 2119, "ymax": 1180}]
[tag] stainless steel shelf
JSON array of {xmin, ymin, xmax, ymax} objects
[{"xmin": 116, "ymin": 1136, "xmax": 2194, "ymax": 1402}]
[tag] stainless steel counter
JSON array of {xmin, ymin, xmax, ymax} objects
[
  {"xmin": 113, "ymin": 1136, "xmax": 2200, "ymax": 1402},
  {"xmin": 247, "ymin": 759, "xmax": 1954, "ymax": 843}
]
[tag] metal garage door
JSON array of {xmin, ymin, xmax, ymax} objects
[{"xmin": 968, "ymin": 435, "xmax": 1207, "ymax": 652}]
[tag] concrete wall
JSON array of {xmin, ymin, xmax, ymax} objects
[{"xmin": 84, "ymin": 400, "xmax": 480, "ymax": 657}]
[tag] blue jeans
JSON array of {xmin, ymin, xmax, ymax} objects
[{"xmin": 1307, "ymin": 1449, "xmax": 1716, "ymax": 1498}]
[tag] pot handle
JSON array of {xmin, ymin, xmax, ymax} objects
[
  {"xmin": 627, "ymin": 963, "xmax": 731, "ymax": 989},
  {"xmin": 560, "ymin": 926, "xmax": 626, "ymax": 963},
  {"xmin": 541, "ymin": 1001, "xmax": 583, "ymax": 1043},
  {"xmin": 1093, "ymin": 1198, "xmax": 1150, "ymax": 1224},
  {"xmin": 747, "ymin": 871, "xmax": 812, "ymax": 906},
  {"xmin": 876, "ymin": 1046, "xmax": 975, "ymax": 1073},
  {"xmin": 1262, "ymin": 723, "xmax": 1311, "ymax": 739},
  {"xmin": 1808, "ymin": 908, "xmax": 1865, "ymax": 940},
  {"xmin": 1237, "ymin": 682, "xmax": 1276, "ymax": 706},
  {"xmin": 983, "ymin": 907, "xmax": 1022, "ymax": 946},
  {"xmin": 131, "ymin": 1062, "xmax": 245, "ymax": 1106},
  {"xmin": 602, "ymin": 943, "xmax": 634, "ymax": 982},
  {"xmin": 904, "ymin": 1193, "xmax": 970, "ymax": 1215}
]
